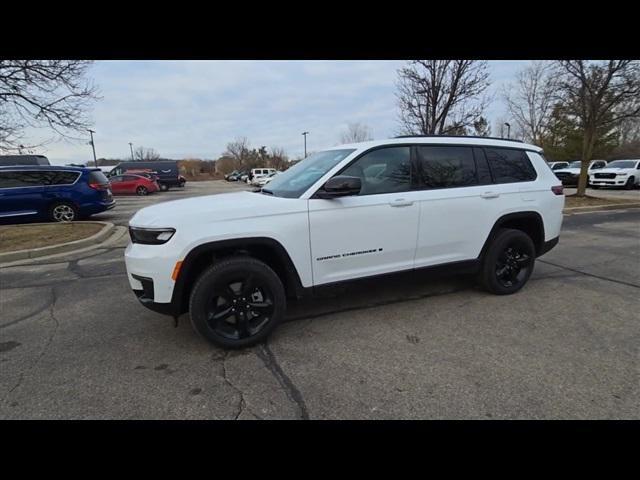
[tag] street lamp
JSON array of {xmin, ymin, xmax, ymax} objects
[
  {"xmin": 87, "ymin": 129, "xmax": 98, "ymax": 167},
  {"xmin": 504, "ymin": 122, "xmax": 511, "ymax": 139},
  {"xmin": 302, "ymin": 131, "xmax": 309, "ymax": 158},
  {"xmin": 129, "ymin": 142, "xmax": 134, "ymax": 161}
]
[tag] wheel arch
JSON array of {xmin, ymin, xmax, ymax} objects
[
  {"xmin": 479, "ymin": 211, "xmax": 546, "ymax": 259},
  {"xmin": 172, "ymin": 237, "xmax": 305, "ymax": 316}
]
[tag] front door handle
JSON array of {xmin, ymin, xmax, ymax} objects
[
  {"xmin": 389, "ymin": 198, "xmax": 413, "ymax": 207},
  {"xmin": 480, "ymin": 192, "xmax": 500, "ymax": 199}
]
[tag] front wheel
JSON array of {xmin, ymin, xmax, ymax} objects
[
  {"xmin": 625, "ymin": 176, "xmax": 635, "ymax": 190},
  {"xmin": 479, "ymin": 228, "xmax": 535, "ymax": 295},
  {"xmin": 159, "ymin": 183, "xmax": 169, "ymax": 191},
  {"xmin": 136, "ymin": 185, "xmax": 148, "ymax": 196},
  {"xmin": 189, "ymin": 256, "xmax": 286, "ymax": 349}
]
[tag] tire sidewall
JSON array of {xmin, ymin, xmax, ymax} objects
[
  {"xmin": 189, "ymin": 257, "xmax": 286, "ymax": 349},
  {"xmin": 481, "ymin": 228, "xmax": 536, "ymax": 295}
]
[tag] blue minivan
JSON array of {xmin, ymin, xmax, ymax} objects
[{"xmin": 0, "ymin": 166, "xmax": 116, "ymax": 223}]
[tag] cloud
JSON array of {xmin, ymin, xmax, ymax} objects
[{"xmin": 18, "ymin": 60, "xmax": 529, "ymax": 164}]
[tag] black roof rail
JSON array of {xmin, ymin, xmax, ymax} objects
[{"xmin": 393, "ymin": 134, "xmax": 525, "ymax": 143}]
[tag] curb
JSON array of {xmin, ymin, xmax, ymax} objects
[
  {"xmin": 563, "ymin": 202, "xmax": 640, "ymax": 214},
  {"xmin": 0, "ymin": 222, "xmax": 115, "ymax": 264}
]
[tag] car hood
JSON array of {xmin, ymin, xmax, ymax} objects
[
  {"xmin": 129, "ymin": 191, "xmax": 305, "ymax": 228},
  {"xmin": 590, "ymin": 167, "xmax": 634, "ymax": 174}
]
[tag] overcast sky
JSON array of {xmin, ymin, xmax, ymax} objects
[{"xmin": 22, "ymin": 60, "xmax": 531, "ymax": 165}]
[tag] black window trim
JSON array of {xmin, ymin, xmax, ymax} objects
[
  {"xmin": 0, "ymin": 169, "xmax": 82, "ymax": 190},
  {"xmin": 310, "ymin": 142, "xmax": 542, "ymax": 198}
]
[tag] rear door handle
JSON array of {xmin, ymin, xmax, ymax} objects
[
  {"xmin": 480, "ymin": 192, "xmax": 500, "ymax": 199},
  {"xmin": 389, "ymin": 198, "xmax": 413, "ymax": 207}
]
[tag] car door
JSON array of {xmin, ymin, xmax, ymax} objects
[
  {"xmin": 121, "ymin": 175, "xmax": 140, "ymax": 193},
  {"xmin": 0, "ymin": 170, "xmax": 46, "ymax": 219},
  {"xmin": 308, "ymin": 146, "xmax": 421, "ymax": 285},
  {"xmin": 413, "ymin": 146, "xmax": 537, "ymax": 267}
]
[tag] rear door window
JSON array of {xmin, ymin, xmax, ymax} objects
[
  {"xmin": 484, "ymin": 148, "xmax": 537, "ymax": 183},
  {"xmin": 0, "ymin": 171, "xmax": 48, "ymax": 188},
  {"xmin": 416, "ymin": 146, "xmax": 478, "ymax": 189}
]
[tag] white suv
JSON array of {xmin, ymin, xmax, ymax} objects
[{"xmin": 125, "ymin": 136, "xmax": 565, "ymax": 348}]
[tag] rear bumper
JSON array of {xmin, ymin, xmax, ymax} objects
[{"xmin": 80, "ymin": 199, "xmax": 116, "ymax": 215}]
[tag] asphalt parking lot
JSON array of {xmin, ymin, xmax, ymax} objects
[{"xmin": 1, "ymin": 181, "xmax": 639, "ymax": 419}]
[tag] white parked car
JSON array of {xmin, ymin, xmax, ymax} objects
[
  {"xmin": 589, "ymin": 159, "xmax": 640, "ymax": 189},
  {"xmin": 125, "ymin": 136, "xmax": 565, "ymax": 349},
  {"xmin": 547, "ymin": 161, "xmax": 569, "ymax": 171},
  {"xmin": 255, "ymin": 171, "xmax": 279, "ymax": 187},
  {"xmin": 553, "ymin": 160, "xmax": 608, "ymax": 186},
  {"xmin": 248, "ymin": 168, "xmax": 277, "ymax": 185}
]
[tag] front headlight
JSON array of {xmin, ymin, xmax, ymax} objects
[
  {"xmin": 129, "ymin": 227, "xmax": 176, "ymax": 245},
  {"xmin": 617, "ymin": 173, "xmax": 628, "ymax": 176}
]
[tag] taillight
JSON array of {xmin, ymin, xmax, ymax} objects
[
  {"xmin": 89, "ymin": 182, "xmax": 109, "ymax": 191},
  {"xmin": 551, "ymin": 185, "xmax": 564, "ymax": 195}
]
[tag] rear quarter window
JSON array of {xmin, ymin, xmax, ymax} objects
[
  {"xmin": 484, "ymin": 148, "xmax": 537, "ymax": 183},
  {"xmin": 88, "ymin": 171, "xmax": 110, "ymax": 184}
]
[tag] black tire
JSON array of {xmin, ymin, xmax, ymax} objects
[
  {"xmin": 179, "ymin": 180, "xmax": 186, "ymax": 188},
  {"xmin": 189, "ymin": 256, "xmax": 286, "ymax": 349},
  {"xmin": 479, "ymin": 228, "xmax": 536, "ymax": 295},
  {"xmin": 136, "ymin": 185, "xmax": 148, "ymax": 196},
  {"xmin": 48, "ymin": 201, "xmax": 78, "ymax": 222},
  {"xmin": 159, "ymin": 183, "xmax": 169, "ymax": 191},
  {"xmin": 625, "ymin": 176, "xmax": 635, "ymax": 190}
]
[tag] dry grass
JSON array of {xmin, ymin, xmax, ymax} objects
[
  {"xmin": 564, "ymin": 195, "xmax": 639, "ymax": 208},
  {"xmin": 0, "ymin": 223, "xmax": 103, "ymax": 253}
]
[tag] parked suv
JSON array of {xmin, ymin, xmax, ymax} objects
[
  {"xmin": 0, "ymin": 166, "xmax": 115, "ymax": 223},
  {"xmin": 0, "ymin": 154, "xmax": 50, "ymax": 166},
  {"xmin": 554, "ymin": 160, "xmax": 607, "ymax": 185},
  {"xmin": 125, "ymin": 136, "xmax": 564, "ymax": 349}
]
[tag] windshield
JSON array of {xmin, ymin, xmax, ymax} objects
[
  {"xmin": 262, "ymin": 149, "xmax": 356, "ymax": 198},
  {"xmin": 607, "ymin": 160, "xmax": 638, "ymax": 168},
  {"xmin": 568, "ymin": 161, "xmax": 581, "ymax": 168}
]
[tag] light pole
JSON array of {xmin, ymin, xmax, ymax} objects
[
  {"xmin": 504, "ymin": 122, "xmax": 511, "ymax": 139},
  {"xmin": 302, "ymin": 131, "xmax": 309, "ymax": 158},
  {"xmin": 87, "ymin": 129, "xmax": 98, "ymax": 167},
  {"xmin": 129, "ymin": 142, "xmax": 134, "ymax": 161}
]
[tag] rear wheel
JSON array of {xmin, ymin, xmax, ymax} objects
[
  {"xmin": 136, "ymin": 185, "xmax": 148, "ymax": 196},
  {"xmin": 189, "ymin": 257, "xmax": 286, "ymax": 349},
  {"xmin": 159, "ymin": 183, "xmax": 169, "ymax": 191},
  {"xmin": 49, "ymin": 202, "xmax": 78, "ymax": 222},
  {"xmin": 479, "ymin": 228, "xmax": 535, "ymax": 295}
]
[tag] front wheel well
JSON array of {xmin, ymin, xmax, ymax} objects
[{"xmin": 174, "ymin": 238, "xmax": 304, "ymax": 315}]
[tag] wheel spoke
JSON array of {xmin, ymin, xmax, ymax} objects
[
  {"xmin": 241, "ymin": 274, "xmax": 255, "ymax": 296},
  {"xmin": 515, "ymin": 254, "xmax": 530, "ymax": 266},
  {"xmin": 248, "ymin": 300, "xmax": 273, "ymax": 314},
  {"xmin": 236, "ymin": 312, "xmax": 250, "ymax": 338},
  {"xmin": 208, "ymin": 305, "xmax": 233, "ymax": 327}
]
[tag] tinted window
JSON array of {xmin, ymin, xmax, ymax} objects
[
  {"xmin": 88, "ymin": 171, "xmax": 109, "ymax": 184},
  {"xmin": 0, "ymin": 171, "xmax": 48, "ymax": 188},
  {"xmin": 341, "ymin": 147, "xmax": 411, "ymax": 195},
  {"xmin": 47, "ymin": 171, "xmax": 80, "ymax": 185},
  {"xmin": 416, "ymin": 146, "xmax": 477, "ymax": 189},
  {"xmin": 485, "ymin": 148, "xmax": 537, "ymax": 183}
]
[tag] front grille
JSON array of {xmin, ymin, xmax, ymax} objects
[{"xmin": 595, "ymin": 173, "xmax": 616, "ymax": 179}]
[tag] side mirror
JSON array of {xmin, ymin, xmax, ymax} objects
[{"xmin": 317, "ymin": 175, "xmax": 361, "ymax": 198}]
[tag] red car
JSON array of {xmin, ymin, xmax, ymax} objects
[{"xmin": 109, "ymin": 174, "xmax": 159, "ymax": 196}]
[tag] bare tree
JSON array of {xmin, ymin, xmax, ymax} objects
[
  {"xmin": 0, "ymin": 60, "xmax": 99, "ymax": 152},
  {"xmin": 134, "ymin": 146, "xmax": 161, "ymax": 161},
  {"xmin": 556, "ymin": 60, "xmax": 640, "ymax": 196},
  {"xmin": 223, "ymin": 137, "xmax": 252, "ymax": 168},
  {"xmin": 502, "ymin": 61, "xmax": 557, "ymax": 145},
  {"xmin": 268, "ymin": 146, "xmax": 290, "ymax": 170},
  {"xmin": 340, "ymin": 122, "xmax": 373, "ymax": 143},
  {"xmin": 396, "ymin": 60, "xmax": 490, "ymax": 135}
]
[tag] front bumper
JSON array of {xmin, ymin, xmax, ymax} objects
[
  {"xmin": 131, "ymin": 274, "xmax": 177, "ymax": 317},
  {"xmin": 590, "ymin": 178, "xmax": 628, "ymax": 186}
]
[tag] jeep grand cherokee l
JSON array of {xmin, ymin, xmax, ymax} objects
[{"xmin": 125, "ymin": 136, "xmax": 564, "ymax": 349}]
